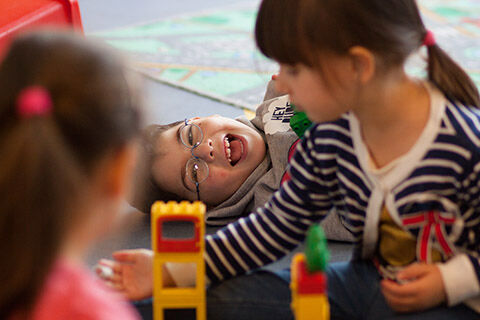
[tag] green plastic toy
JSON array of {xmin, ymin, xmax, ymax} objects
[
  {"xmin": 304, "ymin": 224, "xmax": 330, "ymax": 272},
  {"xmin": 289, "ymin": 103, "xmax": 312, "ymax": 138}
]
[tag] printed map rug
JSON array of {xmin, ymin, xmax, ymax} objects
[{"xmin": 92, "ymin": 0, "xmax": 480, "ymax": 111}]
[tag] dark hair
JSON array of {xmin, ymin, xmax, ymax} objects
[
  {"xmin": 255, "ymin": 0, "xmax": 479, "ymax": 107},
  {"xmin": 0, "ymin": 30, "xmax": 141, "ymax": 318},
  {"xmin": 129, "ymin": 121, "xmax": 183, "ymax": 213}
]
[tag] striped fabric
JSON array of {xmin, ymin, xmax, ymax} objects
[{"xmin": 204, "ymin": 87, "xmax": 480, "ymax": 304}]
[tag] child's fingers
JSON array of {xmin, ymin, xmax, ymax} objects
[
  {"xmin": 380, "ymin": 279, "xmax": 418, "ymax": 298},
  {"xmin": 96, "ymin": 260, "xmax": 126, "ymax": 285},
  {"xmin": 112, "ymin": 250, "xmax": 139, "ymax": 263},
  {"xmin": 98, "ymin": 259, "xmax": 123, "ymax": 274},
  {"xmin": 96, "ymin": 265, "xmax": 112, "ymax": 279},
  {"xmin": 109, "ymin": 272, "xmax": 124, "ymax": 285},
  {"xmin": 111, "ymin": 287, "xmax": 135, "ymax": 300},
  {"xmin": 104, "ymin": 279, "xmax": 125, "ymax": 292},
  {"xmin": 380, "ymin": 279, "xmax": 402, "ymax": 296},
  {"xmin": 381, "ymin": 280, "xmax": 418, "ymax": 312},
  {"xmin": 98, "ymin": 258, "xmax": 116, "ymax": 267},
  {"xmin": 396, "ymin": 263, "xmax": 429, "ymax": 281},
  {"xmin": 99, "ymin": 272, "xmax": 124, "ymax": 288}
]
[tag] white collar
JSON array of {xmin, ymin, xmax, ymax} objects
[{"xmin": 349, "ymin": 82, "xmax": 446, "ymax": 190}]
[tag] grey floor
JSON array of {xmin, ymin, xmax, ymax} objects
[{"xmin": 79, "ymin": 0, "xmax": 353, "ymax": 270}]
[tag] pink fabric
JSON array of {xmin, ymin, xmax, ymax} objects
[{"xmin": 32, "ymin": 260, "xmax": 139, "ymax": 320}]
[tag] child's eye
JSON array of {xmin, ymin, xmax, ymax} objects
[
  {"xmin": 187, "ymin": 126, "xmax": 194, "ymax": 146},
  {"xmin": 191, "ymin": 164, "xmax": 199, "ymax": 183}
]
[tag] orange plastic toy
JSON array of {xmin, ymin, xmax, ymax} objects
[
  {"xmin": 0, "ymin": 0, "xmax": 83, "ymax": 60},
  {"xmin": 151, "ymin": 201, "xmax": 206, "ymax": 320}
]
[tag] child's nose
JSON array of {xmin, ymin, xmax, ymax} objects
[
  {"xmin": 193, "ymin": 139, "xmax": 214, "ymax": 162},
  {"xmin": 274, "ymin": 76, "xmax": 289, "ymax": 95}
]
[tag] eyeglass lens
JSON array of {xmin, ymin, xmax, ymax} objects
[
  {"xmin": 181, "ymin": 121, "xmax": 210, "ymax": 200},
  {"xmin": 180, "ymin": 122, "xmax": 203, "ymax": 148}
]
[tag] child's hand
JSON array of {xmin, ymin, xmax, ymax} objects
[
  {"xmin": 381, "ymin": 263, "xmax": 446, "ymax": 313},
  {"xmin": 96, "ymin": 249, "xmax": 154, "ymax": 301}
]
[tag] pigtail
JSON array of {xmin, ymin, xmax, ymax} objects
[
  {"xmin": 0, "ymin": 114, "xmax": 83, "ymax": 319},
  {"xmin": 426, "ymin": 43, "xmax": 480, "ymax": 108}
]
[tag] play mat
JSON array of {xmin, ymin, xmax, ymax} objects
[{"xmin": 92, "ymin": 0, "xmax": 480, "ymax": 112}]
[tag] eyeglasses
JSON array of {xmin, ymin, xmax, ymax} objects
[{"xmin": 179, "ymin": 119, "xmax": 209, "ymax": 201}]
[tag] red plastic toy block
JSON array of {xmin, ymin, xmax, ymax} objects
[
  {"xmin": 156, "ymin": 215, "xmax": 201, "ymax": 253},
  {"xmin": 0, "ymin": 0, "xmax": 83, "ymax": 60},
  {"xmin": 296, "ymin": 259, "xmax": 327, "ymax": 294}
]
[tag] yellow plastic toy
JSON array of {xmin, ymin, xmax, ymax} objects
[
  {"xmin": 151, "ymin": 201, "xmax": 206, "ymax": 320},
  {"xmin": 291, "ymin": 254, "xmax": 329, "ymax": 320},
  {"xmin": 290, "ymin": 225, "xmax": 330, "ymax": 320}
]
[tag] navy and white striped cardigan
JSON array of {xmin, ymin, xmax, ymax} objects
[{"xmin": 204, "ymin": 85, "xmax": 480, "ymax": 311}]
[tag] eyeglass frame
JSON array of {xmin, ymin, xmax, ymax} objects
[{"xmin": 179, "ymin": 119, "xmax": 210, "ymax": 201}]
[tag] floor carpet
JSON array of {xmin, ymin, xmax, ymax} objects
[
  {"xmin": 92, "ymin": 0, "xmax": 479, "ymax": 114},
  {"xmin": 91, "ymin": 1, "xmax": 271, "ymax": 112}
]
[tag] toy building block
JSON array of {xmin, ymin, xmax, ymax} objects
[
  {"xmin": 0, "ymin": 0, "xmax": 83, "ymax": 60},
  {"xmin": 151, "ymin": 201, "xmax": 206, "ymax": 320},
  {"xmin": 291, "ymin": 254, "xmax": 329, "ymax": 320},
  {"xmin": 289, "ymin": 103, "xmax": 312, "ymax": 138},
  {"xmin": 290, "ymin": 225, "xmax": 330, "ymax": 320},
  {"xmin": 304, "ymin": 224, "xmax": 329, "ymax": 272}
]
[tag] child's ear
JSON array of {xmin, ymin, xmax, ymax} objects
[
  {"xmin": 348, "ymin": 46, "xmax": 375, "ymax": 84},
  {"xmin": 103, "ymin": 142, "xmax": 138, "ymax": 199}
]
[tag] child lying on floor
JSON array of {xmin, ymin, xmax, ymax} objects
[{"xmin": 130, "ymin": 85, "xmax": 353, "ymax": 241}]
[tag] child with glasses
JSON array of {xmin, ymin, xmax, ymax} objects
[
  {"xmin": 128, "ymin": 85, "xmax": 353, "ymax": 241},
  {"xmin": 129, "ymin": 92, "xmax": 284, "ymax": 215}
]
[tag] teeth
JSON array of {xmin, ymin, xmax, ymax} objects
[{"xmin": 224, "ymin": 137, "xmax": 232, "ymax": 162}]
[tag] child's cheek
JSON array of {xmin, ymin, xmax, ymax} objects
[{"xmin": 209, "ymin": 168, "xmax": 230, "ymax": 184}]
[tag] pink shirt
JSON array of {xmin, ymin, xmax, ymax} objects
[{"xmin": 32, "ymin": 260, "xmax": 139, "ymax": 320}]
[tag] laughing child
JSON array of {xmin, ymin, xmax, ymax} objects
[{"xmin": 130, "ymin": 91, "xmax": 353, "ymax": 241}]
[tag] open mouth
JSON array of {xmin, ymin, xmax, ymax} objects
[{"xmin": 224, "ymin": 134, "xmax": 244, "ymax": 166}]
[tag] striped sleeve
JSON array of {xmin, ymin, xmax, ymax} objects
[
  {"xmin": 205, "ymin": 126, "xmax": 333, "ymax": 283},
  {"xmin": 438, "ymin": 102, "xmax": 480, "ymax": 306}
]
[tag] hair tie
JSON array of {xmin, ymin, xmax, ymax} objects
[
  {"xmin": 16, "ymin": 86, "xmax": 53, "ymax": 118},
  {"xmin": 422, "ymin": 30, "xmax": 436, "ymax": 47}
]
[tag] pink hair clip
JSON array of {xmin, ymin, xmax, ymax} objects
[
  {"xmin": 16, "ymin": 86, "xmax": 53, "ymax": 118},
  {"xmin": 422, "ymin": 30, "xmax": 436, "ymax": 47}
]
